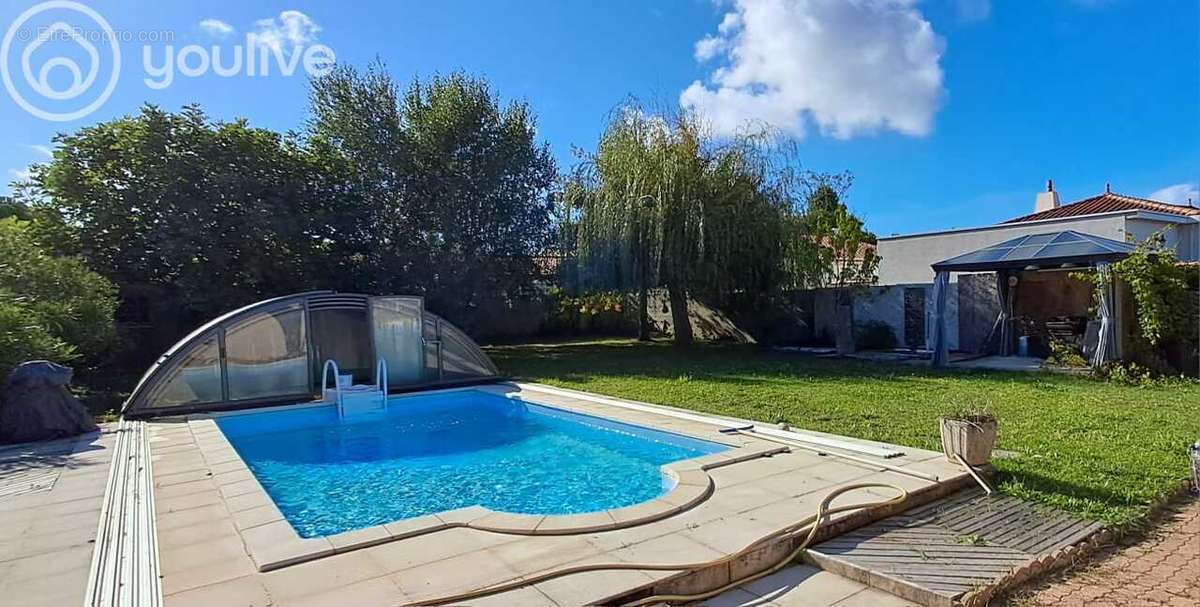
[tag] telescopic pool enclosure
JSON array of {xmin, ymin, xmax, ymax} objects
[{"xmin": 122, "ymin": 291, "xmax": 499, "ymax": 417}]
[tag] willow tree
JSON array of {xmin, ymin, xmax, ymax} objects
[{"xmin": 564, "ymin": 106, "xmax": 792, "ymax": 345}]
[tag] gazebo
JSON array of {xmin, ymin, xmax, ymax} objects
[{"xmin": 928, "ymin": 230, "xmax": 1136, "ymax": 368}]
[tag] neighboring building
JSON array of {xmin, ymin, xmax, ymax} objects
[{"xmin": 850, "ymin": 183, "xmax": 1200, "ymax": 355}]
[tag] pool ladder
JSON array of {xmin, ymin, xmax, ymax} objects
[{"xmin": 321, "ymin": 358, "xmax": 389, "ymax": 418}]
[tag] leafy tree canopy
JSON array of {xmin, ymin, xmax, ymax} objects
[
  {"xmin": 21, "ymin": 66, "xmax": 557, "ymax": 336},
  {"xmin": 0, "ymin": 217, "xmax": 118, "ymax": 377},
  {"xmin": 1075, "ymin": 232, "xmax": 1198, "ymax": 374},
  {"xmin": 0, "ymin": 196, "xmax": 30, "ymax": 220},
  {"xmin": 788, "ymin": 176, "xmax": 879, "ymax": 291},
  {"xmin": 308, "ymin": 65, "xmax": 557, "ymax": 329},
  {"xmin": 21, "ymin": 105, "xmax": 328, "ymax": 318}
]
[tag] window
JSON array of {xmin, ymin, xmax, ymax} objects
[
  {"xmin": 224, "ymin": 306, "xmax": 309, "ymax": 401},
  {"xmin": 144, "ymin": 335, "xmax": 222, "ymax": 408}
]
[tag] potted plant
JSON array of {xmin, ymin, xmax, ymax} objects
[{"xmin": 939, "ymin": 410, "xmax": 998, "ymax": 466}]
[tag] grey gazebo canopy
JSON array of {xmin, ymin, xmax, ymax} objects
[
  {"xmin": 927, "ymin": 230, "xmax": 1135, "ymax": 368},
  {"xmin": 931, "ymin": 230, "xmax": 1137, "ymax": 273}
]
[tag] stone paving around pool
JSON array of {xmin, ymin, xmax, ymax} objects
[
  {"xmin": 149, "ymin": 383, "xmax": 974, "ymax": 606},
  {"xmin": 0, "ymin": 426, "xmax": 117, "ymax": 607}
]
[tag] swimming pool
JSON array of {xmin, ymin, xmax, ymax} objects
[{"xmin": 216, "ymin": 390, "xmax": 727, "ymax": 538}]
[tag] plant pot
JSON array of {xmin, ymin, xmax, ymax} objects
[{"xmin": 939, "ymin": 416, "xmax": 998, "ymax": 466}]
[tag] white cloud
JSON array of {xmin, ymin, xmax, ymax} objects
[
  {"xmin": 8, "ymin": 168, "xmax": 32, "ymax": 181},
  {"xmin": 27, "ymin": 144, "xmax": 52, "ymax": 158},
  {"xmin": 954, "ymin": 0, "xmax": 991, "ymax": 23},
  {"xmin": 680, "ymin": 0, "xmax": 945, "ymax": 139},
  {"xmin": 694, "ymin": 36, "xmax": 725, "ymax": 62},
  {"xmin": 1149, "ymin": 183, "xmax": 1200, "ymax": 205},
  {"xmin": 199, "ymin": 18, "xmax": 235, "ymax": 38},
  {"xmin": 251, "ymin": 10, "xmax": 321, "ymax": 53},
  {"xmin": 694, "ymin": 13, "xmax": 742, "ymax": 61}
]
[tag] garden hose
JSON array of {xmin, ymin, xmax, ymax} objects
[{"xmin": 404, "ymin": 482, "xmax": 908, "ymax": 606}]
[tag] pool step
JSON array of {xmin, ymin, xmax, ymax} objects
[{"xmin": 802, "ymin": 488, "xmax": 1105, "ymax": 607}]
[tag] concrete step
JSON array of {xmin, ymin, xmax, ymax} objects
[{"xmin": 802, "ymin": 488, "xmax": 1104, "ymax": 607}]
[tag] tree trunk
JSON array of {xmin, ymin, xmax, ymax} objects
[
  {"xmin": 834, "ymin": 290, "xmax": 855, "ymax": 355},
  {"xmin": 668, "ymin": 283, "xmax": 693, "ymax": 346},
  {"xmin": 637, "ymin": 286, "xmax": 651, "ymax": 341}
]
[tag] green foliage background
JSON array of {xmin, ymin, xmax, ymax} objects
[{"xmin": 0, "ymin": 217, "xmax": 118, "ymax": 379}]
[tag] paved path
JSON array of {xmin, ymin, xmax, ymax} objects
[
  {"xmin": 0, "ymin": 427, "xmax": 117, "ymax": 607},
  {"xmin": 700, "ymin": 564, "xmax": 918, "ymax": 607},
  {"xmin": 1012, "ymin": 496, "xmax": 1199, "ymax": 607}
]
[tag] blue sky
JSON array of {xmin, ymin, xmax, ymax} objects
[{"xmin": 1, "ymin": 0, "xmax": 1196, "ymax": 236}]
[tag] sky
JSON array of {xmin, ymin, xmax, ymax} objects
[{"xmin": 1, "ymin": 0, "xmax": 1197, "ymax": 236}]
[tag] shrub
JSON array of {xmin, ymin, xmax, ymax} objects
[
  {"xmin": 543, "ymin": 287, "xmax": 632, "ymax": 336},
  {"xmin": 0, "ymin": 295, "xmax": 76, "ymax": 376},
  {"xmin": 1074, "ymin": 233, "xmax": 1198, "ymax": 375},
  {"xmin": 854, "ymin": 320, "xmax": 898, "ymax": 350},
  {"xmin": 1045, "ymin": 339, "xmax": 1088, "ymax": 368},
  {"xmin": 0, "ymin": 217, "xmax": 117, "ymax": 378}
]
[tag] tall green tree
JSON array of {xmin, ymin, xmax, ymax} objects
[
  {"xmin": 308, "ymin": 65, "xmax": 557, "ymax": 330},
  {"xmin": 565, "ymin": 106, "xmax": 793, "ymax": 345},
  {"xmin": 22, "ymin": 105, "xmax": 328, "ymax": 319},
  {"xmin": 0, "ymin": 196, "xmax": 29, "ymax": 220}
]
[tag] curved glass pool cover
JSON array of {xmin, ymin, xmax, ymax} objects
[{"xmin": 123, "ymin": 291, "xmax": 499, "ymax": 417}]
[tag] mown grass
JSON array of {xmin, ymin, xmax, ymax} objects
[{"xmin": 489, "ymin": 339, "xmax": 1200, "ymax": 530}]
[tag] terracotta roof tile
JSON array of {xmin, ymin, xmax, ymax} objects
[{"xmin": 1003, "ymin": 191, "xmax": 1200, "ymax": 224}]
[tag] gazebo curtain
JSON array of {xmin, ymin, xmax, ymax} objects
[
  {"xmin": 1091, "ymin": 262, "xmax": 1117, "ymax": 368},
  {"xmin": 995, "ymin": 271, "xmax": 1014, "ymax": 357},
  {"xmin": 930, "ymin": 271, "xmax": 950, "ymax": 367}
]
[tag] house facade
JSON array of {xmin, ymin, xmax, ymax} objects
[{"xmin": 854, "ymin": 184, "xmax": 1200, "ymax": 354}]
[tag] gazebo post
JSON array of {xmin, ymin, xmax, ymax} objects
[
  {"xmin": 930, "ymin": 270, "xmax": 951, "ymax": 367},
  {"xmin": 996, "ymin": 270, "xmax": 1015, "ymax": 357}
]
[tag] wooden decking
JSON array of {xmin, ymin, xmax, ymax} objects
[{"xmin": 806, "ymin": 488, "xmax": 1104, "ymax": 607}]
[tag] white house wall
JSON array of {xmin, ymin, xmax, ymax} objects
[
  {"xmin": 875, "ymin": 215, "xmax": 1128, "ymax": 285},
  {"xmin": 1126, "ymin": 218, "xmax": 1200, "ymax": 261}
]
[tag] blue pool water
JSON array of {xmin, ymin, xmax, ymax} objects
[{"xmin": 216, "ymin": 390, "xmax": 726, "ymax": 538}]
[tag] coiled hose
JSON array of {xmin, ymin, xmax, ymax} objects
[{"xmin": 406, "ymin": 482, "xmax": 908, "ymax": 606}]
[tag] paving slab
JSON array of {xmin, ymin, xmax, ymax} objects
[
  {"xmin": 0, "ymin": 427, "xmax": 117, "ymax": 607},
  {"xmin": 701, "ymin": 565, "xmax": 921, "ymax": 607}
]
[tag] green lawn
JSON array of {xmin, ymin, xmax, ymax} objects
[{"xmin": 489, "ymin": 339, "xmax": 1199, "ymax": 530}]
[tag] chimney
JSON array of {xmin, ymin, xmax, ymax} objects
[{"xmin": 1035, "ymin": 179, "xmax": 1060, "ymax": 213}]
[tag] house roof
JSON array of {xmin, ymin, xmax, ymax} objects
[
  {"xmin": 931, "ymin": 230, "xmax": 1136, "ymax": 273},
  {"xmin": 816, "ymin": 236, "xmax": 876, "ymax": 261},
  {"xmin": 1003, "ymin": 191, "xmax": 1200, "ymax": 224}
]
